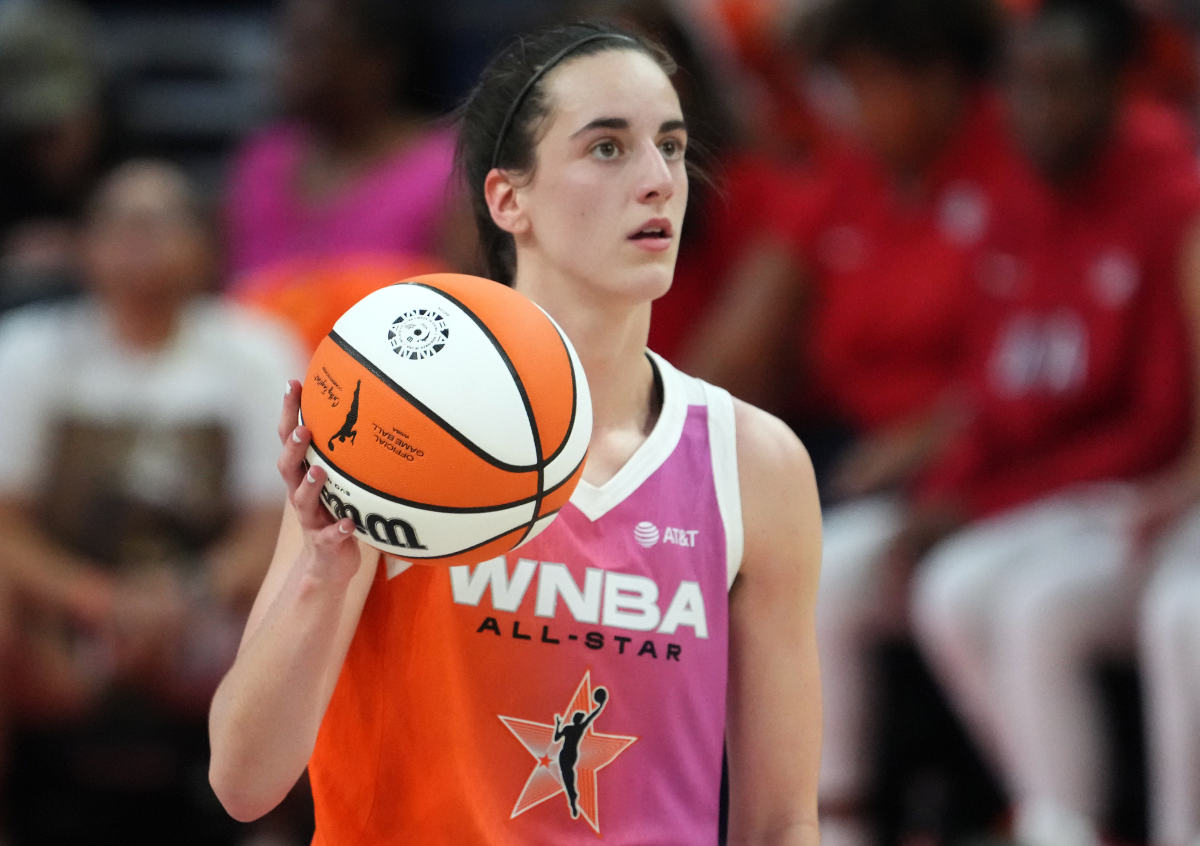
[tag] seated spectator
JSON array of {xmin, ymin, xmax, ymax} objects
[
  {"xmin": 906, "ymin": 2, "xmax": 1200, "ymax": 844},
  {"xmin": 0, "ymin": 160, "xmax": 304, "ymax": 845},
  {"xmin": 681, "ymin": 2, "xmax": 1029, "ymax": 843},
  {"xmin": 224, "ymin": 0, "xmax": 472, "ymax": 295}
]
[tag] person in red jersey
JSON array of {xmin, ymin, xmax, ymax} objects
[
  {"xmin": 681, "ymin": 3, "xmax": 1027, "ymax": 843},
  {"xmin": 906, "ymin": 2, "xmax": 1200, "ymax": 843}
]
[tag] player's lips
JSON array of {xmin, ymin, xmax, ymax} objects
[{"xmin": 627, "ymin": 218, "xmax": 674, "ymax": 252}]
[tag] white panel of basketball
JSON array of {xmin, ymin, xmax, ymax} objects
[
  {"xmin": 520, "ymin": 513, "xmax": 560, "ymax": 547},
  {"xmin": 333, "ymin": 285, "xmax": 538, "ymax": 467}
]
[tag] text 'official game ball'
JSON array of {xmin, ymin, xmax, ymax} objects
[{"xmin": 299, "ymin": 273, "xmax": 592, "ymax": 565}]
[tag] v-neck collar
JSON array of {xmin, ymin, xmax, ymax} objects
[{"xmin": 569, "ymin": 351, "xmax": 688, "ymax": 522}]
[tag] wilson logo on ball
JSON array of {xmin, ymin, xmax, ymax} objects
[
  {"xmin": 320, "ymin": 486, "xmax": 427, "ymax": 550},
  {"xmin": 388, "ymin": 308, "xmax": 450, "ymax": 360}
]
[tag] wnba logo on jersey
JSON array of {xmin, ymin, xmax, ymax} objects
[
  {"xmin": 450, "ymin": 558, "xmax": 709, "ymax": 638},
  {"xmin": 498, "ymin": 671, "xmax": 637, "ymax": 833}
]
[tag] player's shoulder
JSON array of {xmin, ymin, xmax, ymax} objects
[
  {"xmin": 731, "ymin": 401, "xmax": 820, "ymax": 557},
  {"xmin": 654, "ymin": 354, "xmax": 814, "ymax": 484},
  {"xmin": 729, "ymin": 398, "xmax": 821, "ymax": 584},
  {"xmin": 731, "ymin": 398, "xmax": 813, "ymax": 481}
]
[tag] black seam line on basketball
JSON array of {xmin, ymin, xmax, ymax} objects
[
  {"xmin": 308, "ymin": 438, "xmax": 533, "ymax": 512},
  {"xmin": 307, "ymin": 438, "xmax": 586, "ymax": 513},
  {"xmin": 537, "ymin": 320, "xmax": 579, "ymax": 466},
  {"xmin": 327, "ymin": 329, "xmax": 540, "ymax": 474},
  {"xmin": 390, "ymin": 512, "xmax": 559, "ymax": 561},
  {"xmin": 406, "ymin": 283, "xmax": 546, "ymax": 545}
]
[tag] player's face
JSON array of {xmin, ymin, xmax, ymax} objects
[{"xmin": 514, "ymin": 49, "xmax": 689, "ymax": 304}]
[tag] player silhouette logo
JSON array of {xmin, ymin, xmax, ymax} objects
[
  {"xmin": 554, "ymin": 686, "xmax": 607, "ymax": 819},
  {"xmin": 328, "ymin": 380, "xmax": 361, "ymax": 451}
]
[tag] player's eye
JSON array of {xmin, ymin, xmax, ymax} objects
[
  {"xmin": 659, "ymin": 137, "xmax": 686, "ymax": 161},
  {"xmin": 589, "ymin": 140, "xmax": 621, "ymax": 160}
]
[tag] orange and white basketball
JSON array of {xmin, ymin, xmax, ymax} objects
[{"xmin": 298, "ymin": 273, "xmax": 592, "ymax": 565}]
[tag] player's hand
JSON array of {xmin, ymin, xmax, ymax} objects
[{"xmin": 278, "ymin": 379, "xmax": 361, "ymax": 584}]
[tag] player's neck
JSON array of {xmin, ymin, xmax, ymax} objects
[
  {"xmin": 569, "ymin": 309, "xmax": 661, "ymax": 485},
  {"xmin": 577, "ymin": 348, "xmax": 661, "ymax": 486},
  {"xmin": 515, "ymin": 271, "xmax": 661, "ymax": 479}
]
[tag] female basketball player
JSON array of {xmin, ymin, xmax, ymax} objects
[{"xmin": 208, "ymin": 21, "xmax": 822, "ymax": 845}]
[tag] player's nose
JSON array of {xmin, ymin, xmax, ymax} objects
[{"xmin": 635, "ymin": 141, "xmax": 674, "ymax": 204}]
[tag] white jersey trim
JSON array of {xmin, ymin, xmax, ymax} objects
[
  {"xmin": 701, "ymin": 381, "xmax": 743, "ymax": 589},
  {"xmin": 570, "ymin": 351, "xmax": 689, "ymax": 522}
]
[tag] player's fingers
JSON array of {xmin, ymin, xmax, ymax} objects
[
  {"xmin": 310, "ymin": 518, "xmax": 359, "ymax": 561},
  {"xmin": 277, "ymin": 379, "xmax": 302, "ymax": 445},
  {"xmin": 292, "ymin": 461, "xmax": 335, "ymax": 530},
  {"xmin": 277, "ymin": 424, "xmax": 311, "ymax": 493}
]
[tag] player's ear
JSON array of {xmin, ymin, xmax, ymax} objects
[{"xmin": 484, "ymin": 168, "xmax": 530, "ymax": 237}]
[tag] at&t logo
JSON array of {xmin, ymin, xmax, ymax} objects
[
  {"xmin": 633, "ymin": 521, "xmax": 659, "ymax": 548},
  {"xmin": 633, "ymin": 521, "xmax": 699, "ymax": 549}
]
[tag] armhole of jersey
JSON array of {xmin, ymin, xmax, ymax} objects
[{"xmin": 702, "ymin": 381, "xmax": 743, "ymax": 590}]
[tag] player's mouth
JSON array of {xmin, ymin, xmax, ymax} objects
[{"xmin": 627, "ymin": 218, "xmax": 673, "ymax": 252}]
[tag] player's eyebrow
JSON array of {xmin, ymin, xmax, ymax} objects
[
  {"xmin": 571, "ymin": 117, "xmax": 629, "ymax": 138},
  {"xmin": 570, "ymin": 117, "xmax": 688, "ymax": 138}
]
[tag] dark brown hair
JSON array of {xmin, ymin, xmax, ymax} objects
[{"xmin": 454, "ymin": 21, "xmax": 676, "ymax": 285}]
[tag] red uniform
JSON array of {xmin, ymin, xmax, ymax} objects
[
  {"xmin": 919, "ymin": 99, "xmax": 1200, "ymax": 516},
  {"xmin": 784, "ymin": 91, "xmax": 1033, "ymax": 431}
]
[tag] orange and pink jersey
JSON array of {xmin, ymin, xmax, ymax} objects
[{"xmin": 309, "ymin": 353, "xmax": 743, "ymax": 844}]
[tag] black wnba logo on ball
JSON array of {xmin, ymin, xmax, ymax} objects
[{"xmin": 388, "ymin": 308, "xmax": 449, "ymax": 360}]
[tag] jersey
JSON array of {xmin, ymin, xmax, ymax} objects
[
  {"xmin": 786, "ymin": 90, "xmax": 1033, "ymax": 430},
  {"xmin": 918, "ymin": 98, "xmax": 1200, "ymax": 516},
  {"xmin": 308, "ymin": 353, "xmax": 744, "ymax": 845}
]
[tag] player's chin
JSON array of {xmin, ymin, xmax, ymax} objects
[{"xmin": 617, "ymin": 258, "xmax": 676, "ymax": 303}]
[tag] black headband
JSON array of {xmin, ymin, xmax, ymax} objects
[{"xmin": 489, "ymin": 32, "xmax": 640, "ymax": 172}]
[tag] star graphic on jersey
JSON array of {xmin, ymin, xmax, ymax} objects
[{"xmin": 498, "ymin": 671, "xmax": 637, "ymax": 834}]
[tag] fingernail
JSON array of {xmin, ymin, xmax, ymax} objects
[
  {"xmin": 306, "ymin": 469, "xmax": 317, "ymax": 484},
  {"xmin": 285, "ymin": 380, "xmax": 293, "ymax": 395},
  {"xmin": 337, "ymin": 521, "xmax": 353, "ymax": 534},
  {"xmin": 291, "ymin": 427, "xmax": 303, "ymax": 443}
]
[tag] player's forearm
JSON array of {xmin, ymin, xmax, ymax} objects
[{"xmin": 208, "ymin": 560, "xmax": 356, "ymax": 821}]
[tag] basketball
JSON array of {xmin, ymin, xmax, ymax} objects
[{"xmin": 298, "ymin": 273, "xmax": 592, "ymax": 565}]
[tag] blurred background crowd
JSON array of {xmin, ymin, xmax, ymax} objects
[{"xmin": 0, "ymin": 0, "xmax": 1198, "ymax": 844}]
